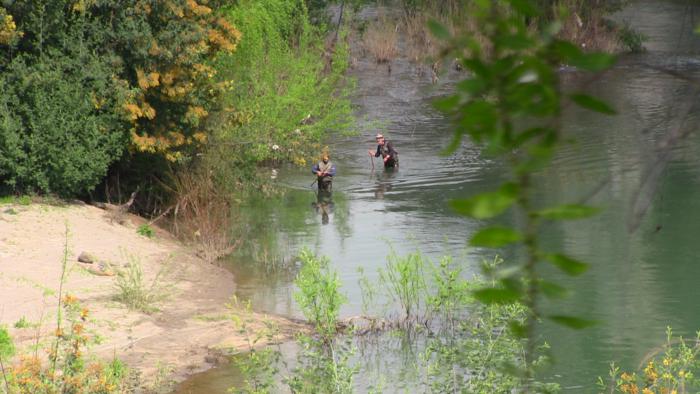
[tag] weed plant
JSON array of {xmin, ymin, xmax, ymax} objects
[
  {"xmin": 143, "ymin": 362, "xmax": 175, "ymax": 394},
  {"xmin": 598, "ymin": 327, "xmax": 700, "ymax": 394},
  {"xmin": 426, "ymin": 255, "xmax": 471, "ymax": 330},
  {"xmin": 0, "ymin": 195, "xmax": 31, "ymax": 206},
  {"xmin": 618, "ymin": 22, "xmax": 646, "ymax": 53},
  {"xmin": 136, "ymin": 224, "xmax": 155, "ymax": 238},
  {"xmin": 13, "ymin": 317, "xmax": 30, "ymax": 329},
  {"xmin": 362, "ymin": 17, "xmax": 399, "ymax": 63},
  {"xmin": 289, "ymin": 249, "xmax": 357, "ymax": 393},
  {"xmin": 227, "ymin": 297, "xmax": 282, "ymax": 394},
  {"xmin": 358, "ymin": 253, "xmax": 559, "ymax": 392},
  {"xmin": 167, "ymin": 168, "xmax": 237, "ymax": 263},
  {"xmin": 227, "ymin": 249, "xmax": 357, "ymax": 394},
  {"xmin": 286, "ymin": 335, "xmax": 356, "ymax": 394},
  {"xmin": 294, "ymin": 248, "xmax": 346, "ymax": 342},
  {"xmin": 114, "ymin": 253, "xmax": 170, "ymax": 313},
  {"xmin": 357, "ymin": 266, "xmax": 378, "ymax": 316},
  {"xmin": 378, "ymin": 250, "xmax": 428, "ymax": 323}
]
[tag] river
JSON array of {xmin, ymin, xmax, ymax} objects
[{"xmin": 175, "ymin": 0, "xmax": 700, "ymax": 392}]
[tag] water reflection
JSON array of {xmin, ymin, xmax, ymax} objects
[
  {"xmin": 372, "ymin": 167, "xmax": 397, "ymax": 200},
  {"xmin": 312, "ymin": 190, "xmax": 333, "ymax": 225}
]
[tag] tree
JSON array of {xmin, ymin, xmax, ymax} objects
[{"xmin": 0, "ymin": 0, "xmax": 241, "ymax": 196}]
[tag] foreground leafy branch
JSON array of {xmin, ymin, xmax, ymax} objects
[{"xmin": 430, "ymin": 0, "xmax": 616, "ymax": 389}]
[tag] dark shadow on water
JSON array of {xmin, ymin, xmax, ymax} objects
[
  {"xmin": 373, "ymin": 167, "xmax": 397, "ymax": 200},
  {"xmin": 312, "ymin": 190, "xmax": 334, "ymax": 225}
]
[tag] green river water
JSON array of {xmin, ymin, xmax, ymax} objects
[{"xmin": 176, "ymin": 1, "xmax": 700, "ymax": 392}]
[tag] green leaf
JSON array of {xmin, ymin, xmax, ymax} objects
[
  {"xmin": 506, "ymin": 0, "xmax": 539, "ymax": 17},
  {"xmin": 496, "ymin": 33, "xmax": 535, "ymax": 50},
  {"xmin": 516, "ymin": 143, "xmax": 555, "ymax": 173},
  {"xmin": 540, "ymin": 280, "xmax": 570, "ymax": 299},
  {"xmin": 569, "ymin": 52, "xmax": 616, "ymax": 72},
  {"xmin": 513, "ymin": 127, "xmax": 551, "ymax": 147},
  {"xmin": 456, "ymin": 77, "xmax": 487, "ymax": 96},
  {"xmin": 0, "ymin": 326, "xmax": 15, "ymax": 359},
  {"xmin": 433, "ymin": 95, "xmax": 460, "ymax": 112},
  {"xmin": 427, "ymin": 19, "xmax": 450, "ymax": 40},
  {"xmin": 470, "ymin": 226, "xmax": 523, "ymax": 248},
  {"xmin": 552, "ymin": 40, "xmax": 583, "ymax": 62},
  {"xmin": 537, "ymin": 204, "xmax": 600, "ymax": 220},
  {"xmin": 509, "ymin": 321, "xmax": 527, "ymax": 338},
  {"xmin": 493, "ymin": 265, "xmax": 522, "ymax": 280},
  {"xmin": 570, "ymin": 93, "xmax": 616, "ymax": 115},
  {"xmin": 552, "ymin": 41, "xmax": 616, "ymax": 71},
  {"xmin": 546, "ymin": 253, "xmax": 589, "ymax": 276},
  {"xmin": 450, "ymin": 183, "xmax": 518, "ymax": 219},
  {"xmin": 549, "ymin": 315, "xmax": 598, "ymax": 329},
  {"xmin": 461, "ymin": 58, "xmax": 491, "ymax": 79},
  {"xmin": 460, "ymin": 100, "xmax": 498, "ymax": 140},
  {"xmin": 441, "ymin": 129, "xmax": 465, "ymax": 155},
  {"xmin": 473, "ymin": 287, "xmax": 521, "ymax": 304}
]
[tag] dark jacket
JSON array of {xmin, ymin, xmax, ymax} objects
[{"xmin": 374, "ymin": 141, "xmax": 398, "ymax": 167}]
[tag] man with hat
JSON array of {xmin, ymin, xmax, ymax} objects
[
  {"xmin": 368, "ymin": 133, "xmax": 398, "ymax": 168},
  {"xmin": 311, "ymin": 151, "xmax": 336, "ymax": 192}
]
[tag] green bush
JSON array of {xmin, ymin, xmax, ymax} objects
[
  {"xmin": 618, "ymin": 23, "xmax": 646, "ymax": 53},
  {"xmin": 0, "ymin": 0, "xmax": 130, "ymax": 198},
  {"xmin": 211, "ymin": 0, "xmax": 353, "ymax": 190},
  {"xmin": 294, "ymin": 248, "xmax": 346, "ymax": 341},
  {"xmin": 0, "ymin": 54, "xmax": 128, "ymax": 196},
  {"xmin": 136, "ymin": 224, "xmax": 155, "ymax": 238}
]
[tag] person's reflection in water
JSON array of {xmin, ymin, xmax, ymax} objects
[
  {"xmin": 312, "ymin": 190, "xmax": 334, "ymax": 225},
  {"xmin": 374, "ymin": 167, "xmax": 397, "ymax": 200}
]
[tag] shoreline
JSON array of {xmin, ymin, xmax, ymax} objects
[{"xmin": 0, "ymin": 200, "xmax": 304, "ymax": 390}]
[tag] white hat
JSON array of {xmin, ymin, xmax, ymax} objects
[{"xmin": 375, "ymin": 133, "xmax": 384, "ymax": 139}]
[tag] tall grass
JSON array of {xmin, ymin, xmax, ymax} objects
[
  {"xmin": 166, "ymin": 167, "xmax": 239, "ymax": 264},
  {"xmin": 378, "ymin": 250, "xmax": 428, "ymax": 322},
  {"xmin": 363, "ymin": 18, "xmax": 399, "ymax": 64},
  {"xmin": 114, "ymin": 253, "xmax": 170, "ymax": 313}
]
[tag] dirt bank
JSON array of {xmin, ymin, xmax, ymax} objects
[{"xmin": 0, "ymin": 201, "xmax": 304, "ymax": 389}]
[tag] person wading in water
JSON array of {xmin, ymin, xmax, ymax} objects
[
  {"xmin": 368, "ymin": 133, "xmax": 398, "ymax": 168},
  {"xmin": 311, "ymin": 152, "xmax": 336, "ymax": 192}
]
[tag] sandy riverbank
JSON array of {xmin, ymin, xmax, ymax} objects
[{"xmin": 0, "ymin": 200, "xmax": 303, "ymax": 389}]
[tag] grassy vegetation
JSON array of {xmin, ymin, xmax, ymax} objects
[
  {"xmin": 378, "ymin": 250, "xmax": 428, "ymax": 322},
  {"xmin": 227, "ymin": 297, "xmax": 282, "ymax": 394},
  {"xmin": 0, "ymin": 195, "xmax": 31, "ymax": 206},
  {"xmin": 136, "ymin": 224, "xmax": 155, "ymax": 238},
  {"xmin": 12, "ymin": 317, "xmax": 30, "ymax": 330},
  {"xmin": 363, "ymin": 16, "xmax": 399, "ymax": 64},
  {"xmin": 294, "ymin": 248, "xmax": 346, "ymax": 342},
  {"xmin": 113, "ymin": 253, "xmax": 171, "ymax": 314}
]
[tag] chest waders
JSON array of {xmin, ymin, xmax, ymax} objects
[{"xmin": 317, "ymin": 161, "xmax": 333, "ymax": 192}]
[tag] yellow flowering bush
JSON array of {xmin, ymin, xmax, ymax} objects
[
  {"xmin": 0, "ymin": 7, "xmax": 22, "ymax": 45},
  {"xmin": 599, "ymin": 328, "xmax": 700, "ymax": 394},
  {"xmin": 5, "ymin": 295, "xmax": 129, "ymax": 393},
  {"xmin": 116, "ymin": 0, "xmax": 242, "ymax": 160}
]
